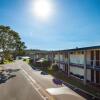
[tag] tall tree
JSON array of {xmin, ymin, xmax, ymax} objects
[
  {"xmin": 0, "ymin": 25, "xmax": 26, "ymax": 62},
  {"xmin": 15, "ymin": 41, "xmax": 27, "ymax": 56}
]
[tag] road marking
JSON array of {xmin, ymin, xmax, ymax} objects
[
  {"xmin": 20, "ymin": 67, "xmax": 54, "ymax": 100},
  {"xmin": 46, "ymin": 87, "xmax": 85, "ymax": 100},
  {"xmin": 21, "ymin": 69, "xmax": 36, "ymax": 84},
  {"xmin": 46, "ymin": 87, "xmax": 76, "ymax": 95}
]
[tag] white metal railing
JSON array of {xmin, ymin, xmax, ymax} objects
[
  {"xmin": 86, "ymin": 60, "xmax": 100, "ymax": 68},
  {"xmin": 53, "ymin": 58, "xmax": 100, "ymax": 68},
  {"xmin": 54, "ymin": 59, "xmax": 68, "ymax": 63}
]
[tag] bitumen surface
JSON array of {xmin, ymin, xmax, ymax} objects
[
  {"xmin": 0, "ymin": 60, "xmax": 86, "ymax": 100},
  {"xmin": 0, "ymin": 63, "xmax": 43, "ymax": 100}
]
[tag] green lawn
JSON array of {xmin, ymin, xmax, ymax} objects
[
  {"xmin": 3, "ymin": 60, "xmax": 13, "ymax": 64},
  {"xmin": 0, "ymin": 59, "xmax": 13, "ymax": 65},
  {"xmin": 22, "ymin": 58, "xmax": 30, "ymax": 64}
]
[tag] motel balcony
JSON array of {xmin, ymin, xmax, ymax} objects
[
  {"xmin": 69, "ymin": 60, "xmax": 100, "ymax": 70},
  {"xmin": 69, "ymin": 62, "xmax": 84, "ymax": 68},
  {"xmin": 54, "ymin": 59, "xmax": 68, "ymax": 64},
  {"xmin": 54, "ymin": 59, "xmax": 60, "ymax": 63},
  {"xmin": 86, "ymin": 60, "xmax": 100, "ymax": 70}
]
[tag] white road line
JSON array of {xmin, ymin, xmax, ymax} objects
[
  {"xmin": 20, "ymin": 67, "xmax": 48, "ymax": 100},
  {"xmin": 22, "ymin": 69, "xmax": 36, "ymax": 84}
]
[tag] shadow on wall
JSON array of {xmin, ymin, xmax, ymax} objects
[{"xmin": 0, "ymin": 69, "xmax": 20, "ymax": 84}]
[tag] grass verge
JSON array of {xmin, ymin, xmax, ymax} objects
[
  {"xmin": 3, "ymin": 60, "xmax": 13, "ymax": 64},
  {"xmin": 23, "ymin": 58, "xmax": 30, "ymax": 64}
]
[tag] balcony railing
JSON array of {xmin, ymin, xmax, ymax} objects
[
  {"xmin": 68, "ymin": 60, "xmax": 100, "ymax": 70},
  {"xmin": 86, "ymin": 60, "xmax": 100, "ymax": 69},
  {"xmin": 54, "ymin": 58, "xmax": 100, "ymax": 69},
  {"xmin": 54, "ymin": 59, "xmax": 68, "ymax": 64}
]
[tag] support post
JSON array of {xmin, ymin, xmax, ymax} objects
[
  {"xmin": 68, "ymin": 52, "xmax": 70, "ymax": 77},
  {"xmin": 64, "ymin": 53, "xmax": 66, "ymax": 71},
  {"xmin": 58, "ymin": 51, "xmax": 60, "ymax": 69},
  {"xmin": 94, "ymin": 50, "xmax": 96, "ymax": 83},
  {"xmin": 84, "ymin": 50, "xmax": 87, "ymax": 85},
  {"xmin": 52, "ymin": 51, "xmax": 54, "ymax": 64}
]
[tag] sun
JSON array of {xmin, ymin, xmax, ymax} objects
[{"xmin": 31, "ymin": 0, "xmax": 53, "ymax": 20}]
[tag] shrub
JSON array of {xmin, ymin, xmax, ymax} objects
[
  {"xmin": 23, "ymin": 59, "xmax": 26, "ymax": 61},
  {"xmin": 51, "ymin": 63, "xmax": 59, "ymax": 71},
  {"xmin": 42, "ymin": 60, "xmax": 51, "ymax": 67},
  {"xmin": 29, "ymin": 58, "xmax": 33, "ymax": 64}
]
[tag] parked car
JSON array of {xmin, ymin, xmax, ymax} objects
[
  {"xmin": 41, "ymin": 71, "xmax": 48, "ymax": 75},
  {"xmin": 52, "ymin": 78, "xmax": 63, "ymax": 85}
]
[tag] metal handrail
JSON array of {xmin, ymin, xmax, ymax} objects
[{"xmin": 86, "ymin": 60, "xmax": 100, "ymax": 68}]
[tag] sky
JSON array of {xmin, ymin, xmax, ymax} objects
[{"xmin": 0, "ymin": 0, "xmax": 100, "ymax": 50}]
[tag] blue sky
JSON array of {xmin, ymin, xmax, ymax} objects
[{"xmin": 0, "ymin": 0, "xmax": 100, "ymax": 50}]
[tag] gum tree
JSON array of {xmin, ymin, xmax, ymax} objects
[{"xmin": 0, "ymin": 25, "xmax": 26, "ymax": 63}]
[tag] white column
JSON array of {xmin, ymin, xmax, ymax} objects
[
  {"xmin": 58, "ymin": 51, "xmax": 60, "ymax": 69},
  {"xmin": 94, "ymin": 50, "xmax": 96, "ymax": 83},
  {"xmin": 84, "ymin": 50, "xmax": 87, "ymax": 85},
  {"xmin": 52, "ymin": 52, "xmax": 54, "ymax": 64},
  {"xmin": 68, "ymin": 52, "xmax": 70, "ymax": 77},
  {"xmin": 33, "ymin": 54, "xmax": 35, "ymax": 62},
  {"xmin": 63, "ymin": 53, "xmax": 66, "ymax": 71},
  {"xmin": 47, "ymin": 54, "xmax": 49, "ymax": 61},
  {"xmin": 93, "ymin": 50, "xmax": 96, "ymax": 68}
]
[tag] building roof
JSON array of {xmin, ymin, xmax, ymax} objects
[
  {"xmin": 66, "ymin": 45, "xmax": 100, "ymax": 52},
  {"xmin": 51, "ymin": 45, "xmax": 100, "ymax": 53}
]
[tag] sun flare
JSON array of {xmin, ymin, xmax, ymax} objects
[{"xmin": 31, "ymin": 0, "xmax": 53, "ymax": 20}]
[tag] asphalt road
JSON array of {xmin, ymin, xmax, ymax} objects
[
  {"xmin": 0, "ymin": 60, "xmax": 85, "ymax": 100},
  {"xmin": 0, "ymin": 63, "xmax": 43, "ymax": 100}
]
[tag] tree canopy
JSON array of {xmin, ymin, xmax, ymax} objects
[{"xmin": 0, "ymin": 25, "xmax": 26, "ymax": 62}]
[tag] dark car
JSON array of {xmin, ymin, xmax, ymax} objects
[
  {"xmin": 41, "ymin": 71, "xmax": 48, "ymax": 75},
  {"xmin": 53, "ymin": 78, "xmax": 63, "ymax": 85},
  {"xmin": 32, "ymin": 67, "xmax": 37, "ymax": 70}
]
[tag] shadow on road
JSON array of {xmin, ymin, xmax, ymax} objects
[
  {"xmin": 52, "ymin": 78, "xmax": 63, "ymax": 85},
  {"xmin": 0, "ymin": 69, "xmax": 20, "ymax": 84}
]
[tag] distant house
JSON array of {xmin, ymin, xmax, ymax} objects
[{"xmin": 16, "ymin": 56, "xmax": 30, "ymax": 60}]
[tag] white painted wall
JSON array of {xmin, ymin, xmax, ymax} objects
[
  {"xmin": 54, "ymin": 54, "xmax": 59, "ymax": 61},
  {"xmin": 70, "ymin": 54, "xmax": 84, "ymax": 65},
  {"xmin": 45, "ymin": 55, "xmax": 48, "ymax": 59},
  {"xmin": 65, "ymin": 57, "xmax": 68, "ymax": 63},
  {"xmin": 60, "ymin": 64, "xmax": 65, "ymax": 71},
  {"xmin": 70, "ymin": 66, "xmax": 84, "ymax": 76},
  {"xmin": 54, "ymin": 54, "xmax": 68, "ymax": 63},
  {"xmin": 87, "ymin": 69, "xmax": 91, "ymax": 81},
  {"xmin": 60, "ymin": 54, "xmax": 64, "ymax": 61},
  {"xmin": 36, "ymin": 55, "xmax": 39, "ymax": 59},
  {"xmin": 86, "ymin": 51, "xmax": 91, "ymax": 65}
]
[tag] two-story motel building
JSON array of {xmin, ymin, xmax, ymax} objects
[{"xmin": 35, "ymin": 46, "xmax": 100, "ymax": 85}]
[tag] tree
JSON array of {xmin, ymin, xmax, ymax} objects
[
  {"xmin": 15, "ymin": 41, "xmax": 27, "ymax": 56},
  {"xmin": 0, "ymin": 25, "xmax": 26, "ymax": 62}
]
